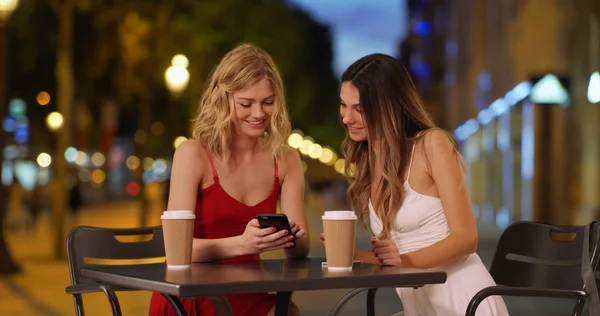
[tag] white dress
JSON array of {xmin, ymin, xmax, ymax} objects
[{"xmin": 369, "ymin": 143, "xmax": 509, "ymax": 316}]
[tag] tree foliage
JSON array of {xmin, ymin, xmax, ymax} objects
[{"xmin": 9, "ymin": 0, "xmax": 344, "ymax": 152}]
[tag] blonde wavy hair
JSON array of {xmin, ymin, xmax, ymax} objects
[
  {"xmin": 192, "ymin": 43, "xmax": 291, "ymax": 160},
  {"xmin": 341, "ymin": 54, "xmax": 461, "ymax": 240}
]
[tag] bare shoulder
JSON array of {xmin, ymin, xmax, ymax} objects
[
  {"xmin": 172, "ymin": 139, "xmax": 206, "ymax": 176},
  {"xmin": 282, "ymin": 145, "xmax": 301, "ymax": 164},
  {"xmin": 279, "ymin": 146, "xmax": 302, "ymax": 178},
  {"xmin": 421, "ymin": 128, "xmax": 456, "ymax": 156}
]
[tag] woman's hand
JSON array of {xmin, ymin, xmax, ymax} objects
[
  {"xmin": 371, "ymin": 237, "xmax": 402, "ymax": 267},
  {"xmin": 240, "ymin": 219, "xmax": 295, "ymax": 255},
  {"xmin": 288, "ymin": 217, "xmax": 306, "ymax": 240},
  {"xmin": 322, "ymin": 232, "xmax": 380, "ymax": 264}
]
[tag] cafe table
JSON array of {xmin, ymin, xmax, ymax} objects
[{"xmin": 80, "ymin": 258, "xmax": 447, "ymax": 316}]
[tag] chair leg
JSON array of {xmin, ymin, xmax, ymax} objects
[
  {"xmin": 99, "ymin": 285, "xmax": 122, "ymax": 316},
  {"xmin": 73, "ymin": 294, "xmax": 85, "ymax": 316},
  {"xmin": 366, "ymin": 288, "xmax": 378, "ymax": 316},
  {"xmin": 571, "ymin": 299, "xmax": 586, "ymax": 316},
  {"xmin": 329, "ymin": 288, "xmax": 368, "ymax": 316}
]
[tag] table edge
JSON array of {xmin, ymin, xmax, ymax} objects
[{"xmin": 81, "ymin": 266, "xmax": 447, "ymax": 297}]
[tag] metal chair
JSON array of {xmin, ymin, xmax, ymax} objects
[
  {"xmin": 330, "ymin": 221, "xmax": 600, "ymax": 316},
  {"xmin": 65, "ymin": 225, "xmax": 167, "ymax": 316},
  {"xmin": 466, "ymin": 221, "xmax": 600, "ymax": 316}
]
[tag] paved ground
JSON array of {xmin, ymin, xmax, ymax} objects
[{"xmin": 0, "ymin": 193, "xmax": 589, "ymax": 315}]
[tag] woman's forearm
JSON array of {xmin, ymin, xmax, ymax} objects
[
  {"xmin": 400, "ymin": 233, "xmax": 477, "ymax": 269},
  {"xmin": 355, "ymin": 248, "xmax": 381, "ymax": 264},
  {"xmin": 191, "ymin": 236, "xmax": 246, "ymax": 262}
]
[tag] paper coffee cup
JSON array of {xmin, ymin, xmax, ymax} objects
[
  {"xmin": 322, "ymin": 211, "xmax": 357, "ymax": 271},
  {"xmin": 161, "ymin": 210, "xmax": 195, "ymax": 269}
]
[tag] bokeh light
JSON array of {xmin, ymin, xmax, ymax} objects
[
  {"xmin": 64, "ymin": 147, "xmax": 77, "ymax": 163},
  {"xmin": 173, "ymin": 136, "xmax": 187, "ymax": 149},
  {"xmin": 299, "ymin": 138, "xmax": 313, "ymax": 156},
  {"xmin": 36, "ymin": 91, "xmax": 50, "ymax": 106},
  {"xmin": 91, "ymin": 169, "xmax": 106, "ymax": 184},
  {"xmin": 126, "ymin": 155, "xmax": 140, "ymax": 170},
  {"xmin": 142, "ymin": 157, "xmax": 154, "ymax": 171},
  {"xmin": 36, "ymin": 153, "xmax": 51, "ymax": 168},
  {"xmin": 91, "ymin": 152, "xmax": 106, "ymax": 167},
  {"xmin": 287, "ymin": 133, "xmax": 303, "ymax": 149},
  {"xmin": 171, "ymin": 54, "xmax": 189, "ymax": 68},
  {"xmin": 334, "ymin": 158, "xmax": 345, "ymax": 174},
  {"xmin": 46, "ymin": 112, "xmax": 64, "ymax": 131},
  {"xmin": 308, "ymin": 143, "xmax": 323, "ymax": 159},
  {"xmin": 318, "ymin": 147, "xmax": 337, "ymax": 165},
  {"xmin": 75, "ymin": 151, "xmax": 89, "ymax": 166},
  {"xmin": 127, "ymin": 181, "xmax": 141, "ymax": 196},
  {"xmin": 165, "ymin": 65, "xmax": 190, "ymax": 93}
]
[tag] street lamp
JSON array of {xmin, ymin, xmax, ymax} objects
[
  {"xmin": 164, "ymin": 54, "xmax": 190, "ymax": 95},
  {"xmin": 165, "ymin": 55, "xmax": 190, "ymax": 153}
]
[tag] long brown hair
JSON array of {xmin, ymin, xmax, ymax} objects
[
  {"xmin": 192, "ymin": 43, "xmax": 291, "ymax": 161},
  {"xmin": 341, "ymin": 53, "xmax": 440, "ymax": 239}
]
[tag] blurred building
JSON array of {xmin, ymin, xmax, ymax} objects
[
  {"xmin": 400, "ymin": 0, "xmax": 448, "ymax": 129},
  {"xmin": 405, "ymin": 0, "xmax": 600, "ymax": 227}
]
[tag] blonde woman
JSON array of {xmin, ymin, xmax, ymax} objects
[
  {"xmin": 149, "ymin": 43, "xmax": 307, "ymax": 316},
  {"xmin": 322, "ymin": 53, "xmax": 509, "ymax": 316}
]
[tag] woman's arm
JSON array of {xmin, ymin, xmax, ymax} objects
[
  {"xmin": 167, "ymin": 140, "xmax": 246, "ymax": 262},
  {"xmin": 279, "ymin": 148, "xmax": 310, "ymax": 258},
  {"xmin": 399, "ymin": 130, "xmax": 478, "ymax": 269}
]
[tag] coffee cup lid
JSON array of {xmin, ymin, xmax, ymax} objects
[
  {"xmin": 161, "ymin": 210, "xmax": 195, "ymax": 219},
  {"xmin": 321, "ymin": 210, "xmax": 357, "ymax": 220}
]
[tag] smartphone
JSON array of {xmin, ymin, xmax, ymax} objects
[{"xmin": 256, "ymin": 214, "xmax": 296, "ymax": 248}]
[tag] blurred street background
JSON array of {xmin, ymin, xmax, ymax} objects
[{"xmin": 1, "ymin": 0, "xmax": 599, "ymax": 315}]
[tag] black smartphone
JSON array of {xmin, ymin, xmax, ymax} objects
[{"xmin": 256, "ymin": 214, "xmax": 296, "ymax": 248}]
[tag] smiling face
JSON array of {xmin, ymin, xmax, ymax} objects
[
  {"xmin": 340, "ymin": 81, "xmax": 367, "ymax": 141},
  {"xmin": 230, "ymin": 77, "xmax": 276, "ymax": 138}
]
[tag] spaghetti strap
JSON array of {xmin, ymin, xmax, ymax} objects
[
  {"xmin": 273, "ymin": 157, "xmax": 279, "ymax": 191},
  {"xmin": 203, "ymin": 147, "xmax": 219, "ymax": 182},
  {"xmin": 406, "ymin": 142, "xmax": 417, "ymax": 182},
  {"xmin": 406, "ymin": 131, "xmax": 427, "ymax": 181}
]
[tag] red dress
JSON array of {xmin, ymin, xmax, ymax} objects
[{"xmin": 148, "ymin": 148, "xmax": 279, "ymax": 316}]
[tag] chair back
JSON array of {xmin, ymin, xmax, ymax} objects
[
  {"xmin": 489, "ymin": 221, "xmax": 599, "ymax": 291},
  {"xmin": 66, "ymin": 225, "xmax": 165, "ymax": 288}
]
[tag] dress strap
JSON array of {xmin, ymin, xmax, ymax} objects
[
  {"xmin": 406, "ymin": 130, "xmax": 427, "ymax": 181},
  {"xmin": 406, "ymin": 142, "xmax": 417, "ymax": 182},
  {"xmin": 203, "ymin": 147, "xmax": 219, "ymax": 182},
  {"xmin": 273, "ymin": 157, "xmax": 280, "ymax": 191}
]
